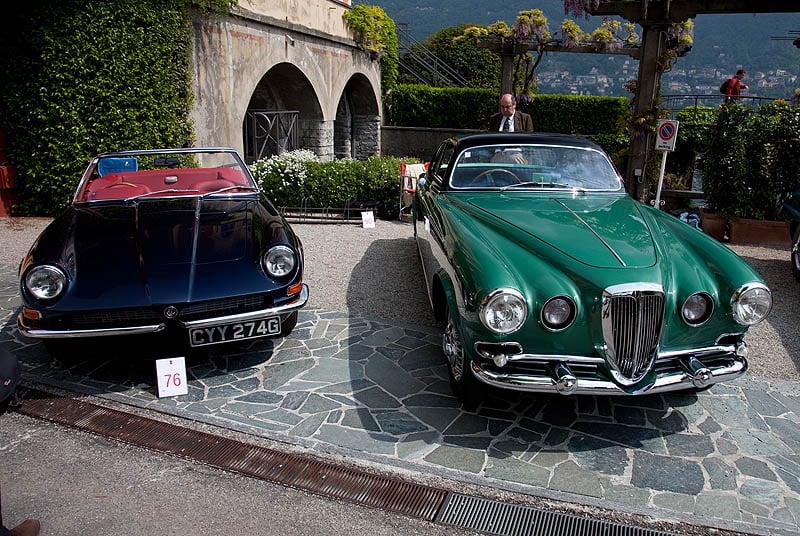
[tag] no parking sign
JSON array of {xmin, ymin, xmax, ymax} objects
[
  {"xmin": 655, "ymin": 120, "xmax": 679, "ymax": 151},
  {"xmin": 653, "ymin": 120, "xmax": 680, "ymax": 210}
]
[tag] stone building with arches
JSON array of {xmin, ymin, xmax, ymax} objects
[{"xmin": 190, "ymin": 0, "xmax": 382, "ymax": 163}]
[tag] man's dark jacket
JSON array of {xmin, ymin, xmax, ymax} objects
[{"xmin": 489, "ymin": 111, "xmax": 534, "ymax": 132}]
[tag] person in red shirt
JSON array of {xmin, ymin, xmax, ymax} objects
[{"xmin": 724, "ymin": 69, "xmax": 749, "ymax": 103}]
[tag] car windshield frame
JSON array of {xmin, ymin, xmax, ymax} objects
[
  {"xmin": 447, "ymin": 143, "xmax": 624, "ymax": 192},
  {"xmin": 73, "ymin": 147, "xmax": 259, "ymax": 204}
]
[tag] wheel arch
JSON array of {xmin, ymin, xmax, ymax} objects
[{"xmin": 431, "ymin": 270, "xmax": 456, "ymax": 322}]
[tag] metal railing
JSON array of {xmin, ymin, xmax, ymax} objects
[
  {"xmin": 661, "ymin": 94, "xmax": 778, "ymax": 114},
  {"xmin": 243, "ymin": 110, "xmax": 299, "ymax": 164},
  {"xmin": 396, "ymin": 24, "xmax": 469, "ymax": 87}
]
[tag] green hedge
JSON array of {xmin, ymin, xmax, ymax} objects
[
  {"xmin": 251, "ymin": 150, "xmax": 410, "ymax": 221},
  {"xmin": 385, "ymin": 84, "xmax": 629, "ymax": 135}
]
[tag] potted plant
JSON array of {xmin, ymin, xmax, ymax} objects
[{"xmin": 699, "ymin": 101, "xmax": 800, "ymax": 246}]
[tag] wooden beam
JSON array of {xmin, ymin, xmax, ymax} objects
[
  {"xmin": 544, "ymin": 44, "xmax": 641, "ymax": 59},
  {"xmin": 588, "ymin": 1, "xmax": 800, "ymax": 23}
]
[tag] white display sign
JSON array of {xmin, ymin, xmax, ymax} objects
[
  {"xmin": 155, "ymin": 357, "xmax": 189, "ymax": 397},
  {"xmin": 361, "ymin": 210, "xmax": 375, "ymax": 228}
]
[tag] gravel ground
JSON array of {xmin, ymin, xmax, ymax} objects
[{"xmin": 3, "ymin": 215, "xmax": 798, "ymax": 382}]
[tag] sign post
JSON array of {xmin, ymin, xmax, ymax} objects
[{"xmin": 653, "ymin": 120, "xmax": 679, "ymax": 210}]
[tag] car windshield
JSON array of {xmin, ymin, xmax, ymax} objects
[
  {"xmin": 75, "ymin": 148, "xmax": 256, "ymax": 203},
  {"xmin": 449, "ymin": 144, "xmax": 623, "ymax": 191}
]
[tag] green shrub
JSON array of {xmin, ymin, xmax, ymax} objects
[
  {"xmin": 251, "ymin": 151, "xmax": 406, "ymax": 220},
  {"xmin": 668, "ymin": 106, "xmax": 717, "ymax": 188},
  {"xmin": 700, "ymin": 102, "xmax": 800, "ymax": 220}
]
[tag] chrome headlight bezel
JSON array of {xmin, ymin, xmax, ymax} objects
[
  {"xmin": 682, "ymin": 292, "xmax": 714, "ymax": 326},
  {"xmin": 24, "ymin": 265, "xmax": 67, "ymax": 301},
  {"xmin": 731, "ymin": 282, "xmax": 772, "ymax": 326},
  {"xmin": 541, "ymin": 295, "xmax": 577, "ymax": 331},
  {"xmin": 479, "ymin": 288, "xmax": 527, "ymax": 335},
  {"xmin": 262, "ymin": 245, "xmax": 296, "ymax": 278}
]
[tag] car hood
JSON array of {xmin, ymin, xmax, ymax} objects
[
  {"xmin": 465, "ymin": 193, "xmax": 656, "ymax": 268},
  {"xmin": 35, "ymin": 197, "xmax": 286, "ymax": 305}
]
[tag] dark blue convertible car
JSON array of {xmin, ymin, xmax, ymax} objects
[{"xmin": 17, "ymin": 147, "xmax": 307, "ymax": 351}]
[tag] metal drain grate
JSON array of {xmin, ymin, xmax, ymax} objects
[
  {"xmin": 437, "ymin": 495, "xmax": 681, "ymax": 536},
  {"xmin": 16, "ymin": 390, "xmax": 687, "ymax": 536},
  {"xmin": 15, "ymin": 390, "xmax": 446, "ymax": 521}
]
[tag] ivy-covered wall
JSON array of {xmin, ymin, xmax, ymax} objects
[{"xmin": 0, "ymin": 0, "xmax": 199, "ymax": 216}]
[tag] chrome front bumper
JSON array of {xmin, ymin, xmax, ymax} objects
[
  {"xmin": 17, "ymin": 284, "xmax": 309, "ymax": 339},
  {"xmin": 470, "ymin": 340, "xmax": 748, "ymax": 395}
]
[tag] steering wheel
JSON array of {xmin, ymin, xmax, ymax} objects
[
  {"xmin": 104, "ymin": 181, "xmax": 138, "ymax": 189},
  {"xmin": 470, "ymin": 168, "xmax": 521, "ymax": 187}
]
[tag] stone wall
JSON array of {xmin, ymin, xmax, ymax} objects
[{"xmin": 237, "ymin": 0, "xmax": 352, "ymax": 40}]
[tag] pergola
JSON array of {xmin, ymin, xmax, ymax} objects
[{"xmin": 586, "ymin": 1, "xmax": 800, "ymax": 200}]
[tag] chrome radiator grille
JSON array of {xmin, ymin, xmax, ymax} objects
[
  {"xmin": 601, "ymin": 283, "xmax": 665, "ymax": 385},
  {"xmin": 69, "ymin": 294, "xmax": 270, "ymax": 327}
]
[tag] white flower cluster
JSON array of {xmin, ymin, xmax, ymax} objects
[{"xmin": 250, "ymin": 149, "xmax": 319, "ymax": 189}]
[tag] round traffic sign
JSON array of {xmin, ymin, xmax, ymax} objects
[{"xmin": 659, "ymin": 122, "xmax": 676, "ymax": 141}]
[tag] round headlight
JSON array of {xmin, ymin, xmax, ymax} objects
[
  {"xmin": 480, "ymin": 288, "xmax": 527, "ymax": 334},
  {"xmin": 541, "ymin": 296, "xmax": 576, "ymax": 331},
  {"xmin": 25, "ymin": 265, "xmax": 67, "ymax": 301},
  {"xmin": 263, "ymin": 245, "xmax": 296, "ymax": 278},
  {"xmin": 732, "ymin": 283, "xmax": 772, "ymax": 326},
  {"xmin": 682, "ymin": 292, "xmax": 713, "ymax": 325}
]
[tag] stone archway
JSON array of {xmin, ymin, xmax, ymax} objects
[
  {"xmin": 243, "ymin": 63, "xmax": 325, "ymax": 163},
  {"xmin": 334, "ymin": 73, "xmax": 381, "ymax": 160},
  {"xmin": 189, "ymin": 4, "xmax": 381, "ymax": 162}
]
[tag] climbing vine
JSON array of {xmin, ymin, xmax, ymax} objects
[{"xmin": 342, "ymin": 5, "xmax": 399, "ymax": 93}]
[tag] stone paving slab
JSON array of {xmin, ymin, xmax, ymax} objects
[{"xmin": 2, "ymin": 265, "xmax": 800, "ymax": 536}]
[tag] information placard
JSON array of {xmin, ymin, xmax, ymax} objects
[{"xmin": 155, "ymin": 357, "xmax": 189, "ymax": 397}]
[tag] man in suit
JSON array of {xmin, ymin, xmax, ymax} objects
[{"xmin": 489, "ymin": 93, "xmax": 533, "ymax": 132}]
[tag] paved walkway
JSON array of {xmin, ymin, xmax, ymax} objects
[{"xmin": 2, "ymin": 266, "xmax": 800, "ymax": 536}]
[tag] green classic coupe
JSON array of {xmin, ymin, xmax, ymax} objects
[{"xmin": 413, "ymin": 133, "xmax": 772, "ymax": 402}]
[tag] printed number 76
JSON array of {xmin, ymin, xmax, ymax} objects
[{"xmin": 164, "ymin": 372, "xmax": 182, "ymax": 387}]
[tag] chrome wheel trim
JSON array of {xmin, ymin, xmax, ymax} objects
[
  {"xmin": 793, "ymin": 231, "xmax": 800, "ymax": 272},
  {"xmin": 443, "ymin": 314, "xmax": 465, "ymax": 383}
]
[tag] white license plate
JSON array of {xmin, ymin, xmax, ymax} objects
[{"xmin": 189, "ymin": 316, "xmax": 281, "ymax": 347}]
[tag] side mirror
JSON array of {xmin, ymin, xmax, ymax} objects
[{"xmin": 418, "ymin": 176, "xmax": 427, "ymax": 190}]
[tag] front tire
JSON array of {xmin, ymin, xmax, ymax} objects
[
  {"xmin": 792, "ymin": 226, "xmax": 800, "ymax": 282},
  {"xmin": 443, "ymin": 303, "xmax": 483, "ymax": 405}
]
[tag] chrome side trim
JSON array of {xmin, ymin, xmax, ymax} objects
[
  {"xmin": 18, "ymin": 285, "xmax": 309, "ymax": 339},
  {"xmin": 16, "ymin": 321, "xmax": 166, "ymax": 339}
]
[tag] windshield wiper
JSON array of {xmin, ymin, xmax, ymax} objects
[
  {"xmin": 501, "ymin": 181, "xmax": 574, "ymax": 190},
  {"xmin": 201, "ymin": 185, "xmax": 258, "ymax": 197},
  {"xmin": 125, "ymin": 188, "xmax": 199, "ymax": 201}
]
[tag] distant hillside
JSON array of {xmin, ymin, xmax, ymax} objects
[{"xmin": 353, "ymin": 1, "xmax": 800, "ymax": 97}]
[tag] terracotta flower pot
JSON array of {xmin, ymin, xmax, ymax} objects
[
  {"xmin": 728, "ymin": 218, "xmax": 791, "ymax": 247},
  {"xmin": 700, "ymin": 211, "xmax": 727, "ymax": 242},
  {"xmin": 0, "ymin": 165, "xmax": 16, "ymax": 189}
]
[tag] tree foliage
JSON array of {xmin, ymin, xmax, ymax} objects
[
  {"xmin": 446, "ymin": 3, "xmax": 691, "ymax": 101},
  {"xmin": 455, "ymin": 8, "xmax": 644, "ymax": 99}
]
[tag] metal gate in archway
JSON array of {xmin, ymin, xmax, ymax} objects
[{"xmin": 243, "ymin": 110, "xmax": 299, "ymax": 164}]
